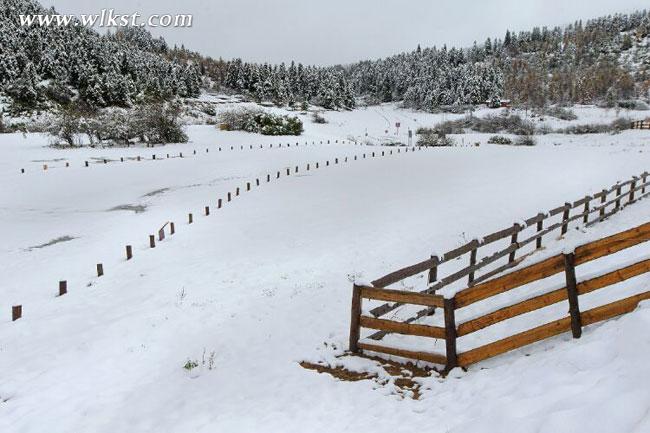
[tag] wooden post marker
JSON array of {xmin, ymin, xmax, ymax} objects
[
  {"xmin": 170, "ymin": 222, "xmax": 175, "ymax": 235},
  {"xmin": 96, "ymin": 263, "xmax": 104, "ymax": 277},
  {"xmin": 205, "ymin": 206, "xmax": 210, "ymax": 216},
  {"xmin": 126, "ymin": 245, "xmax": 133, "ymax": 260},
  {"xmin": 563, "ymin": 252, "xmax": 582, "ymax": 338},
  {"xmin": 188, "ymin": 213, "xmax": 193, "ymax": 224},
  {"xmin": 444, "ymin": 298, "xmax": 458, "ymax": 372},
  {"xmin": 149, "ymin": 235, "xmax": 155, "ymax": 248},
  {"xmin": 59, "ymin": 280, "xmax": 67, "ymax": 296},
  {"xmin": 12, "ymin": 305, "xmax": 22, "ymax": 321},
  {"xmin": 349, "ymin": 285, "xmax": 362, "ymax": 353}
]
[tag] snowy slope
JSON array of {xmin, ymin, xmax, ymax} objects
[{"xmin": 2, "ymin": 105, "xmax": 650, "ymax": 433}]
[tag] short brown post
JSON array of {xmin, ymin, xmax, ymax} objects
[
  {"xmin": 159, "ymin": 228, "xmax": 165, "ymax": 241},
  {"xmin": 428, "ymin": 255, "xmax": 439, "ymax": 285},
  {"xmin": 563, "ymin": 253, "xmax": 582, "ymax": 338},
  {"xmin": 96, "ymin": 263, "xmax": 104, "ymax": 277},
  {"xmin": 236, "ymin": 187, "xmax": 240, "ymax": 196},
  {"xmin": 277, "ymin": 171, "xmax": 280, "ymax": 179},
  {"xmin": 137, "ymin": 156, "xmax": 141, "ymax": 161},
  {"xmin": 316, "ymin": 162, "xmax": 319, "ymax": 169},
  {"xmin": 170, "ymin": 222, "xmax": 175, "ymax": 235},
  {"xmin": 335, "ymin": 158, "xmax": 339, "ymax": 164},
  {"xmin": 536, "ymin": 213, "xmax": 544, "ymax": 249},
  {"xmin": 468, "ymin": 241, "xmax": 479, "ymax": 284},
  {"xmin": 599, "ymin": 189, "xmax": 607, "ymax": 220},
  {"xmin": 629, "ymin": 178, "xmax": 637, "ymax": 203},
  {"xmin": 43, "ymin": 164, "xmax": 48, "ymax": 170},
  {"xmin": 85, "ymin": 161, "xmax": 89, "ymax": 167},
  {"xmin": 218, "ymin": 198, "xmax": 222, "ymax": 209},
  {"xmin": 149, "ymin": 235, "xmax": 155, "ymax": 248},
  {"xmin": 247, "ymin": 182, "xmax": 251, "ymax": 191},
  {"xmin": 354, "ymin": 155, "xmax": 357, "ymax": 160},
  {"xmin": 193, "ymin": 150, "xmax": 196, "ymax": 155},
  {"xmin": 121, "ymin": 157, "xmax": 125, "ymax": 162},
  {"xmin": 615, "ymin": 184, "xmax": 622, "ymax": 210},
  {"xmin": 179, "ymin": 152, "xmax": 183, "ymax": 158},
  {"xmin": 21, "ymin": 168, "xmax": 25, "ymax": 173},
  {"xmin": 583, "ymin": 196, "xmax": 591, "ymax": 224},
  {"xmin": 267, "ymin": 174, "xmax": 271, "ymax": 182},
  {"xmin": 295, "ymin": 166, "xmax": 299, "ymax": 173},
  {"xmin": 188, "ymin": 213, "xmax": 193, "ymax": 224},
  {"xmin": 642, "ymin": 173, "xmax": 648, "ymax": 194},
  {"xmin": 227, "ymin": 192, "xmax": 232, "ymax": 201},
  {"xmin": 443, "ymin": 298, "xmax": 458, "ymax": 372},
  {"xmin": 153, "ymin": 155, "xmax": 156, "ymax": 160},
  {"xmin": 59, "ymin": 280, "xmax": 67, "ymax": 296},
  {"xmin": 65, "ymin": 162, "xmax": 69, "ymax": 167},
  {"xmin": 103, "ymin": 159, "xmax": 107, "ymax": 164},
  {"xmin": 166, "ymin": 154, "xmax": 169, "ymax": 158},
  {"xmin": 126, "ymin": 245, "xmax": 133, "ymax": 260},
  {"xmin": 561, "ymin": 203, "xmax": 571, "ymax": 235},
  {"xmin": 509, "ymin": 223, "xmax": 520, "ymax": 262},
  {"xmin": 307, "ymin": 163, "xmax": 310, "ymax": 171},
  {"xmin": 349, "ymin": 284, "xmax": 362, "ymax": 353},
  {"xmin": 256, "ymin": 178, "xmax": 260, "ymax": 186},
  {"xmin": 286, "ymin": 168, "xmax": 290, "ymax": 175},
  {"xmin": 12, "ymin": 305, "xmax": 22, "ymax": 321},
  {"xmin": 205, "ymin": 206, "xmax": 210, "ymax": 216}
]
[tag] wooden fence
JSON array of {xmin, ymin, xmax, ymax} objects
[
  {"xmin": 349, "ymin": 221, "xmax": 650, "ymax": 371},
  {"xmin": 365, "ymin": 171, "xmax": 650, "ymax": 341},
  {"xmin": 631, "ymin": 120, "xmax": 650, "ymax": 130}
]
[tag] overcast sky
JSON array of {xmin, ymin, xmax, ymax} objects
[{"xmin": 42, "ymin": 0, "xmax": 649, "ymax": 65}]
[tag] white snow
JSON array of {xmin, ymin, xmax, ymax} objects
[{"xmin": 2, "ymin": 103, "xmax": 650, "ymax": 433}]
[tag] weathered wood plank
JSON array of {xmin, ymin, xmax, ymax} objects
[
  {"xmin": 581, "ymin": 291, "xmax": 650, "ymax": 326},
  {"xmin": 358, "ymin": 342, "xmax": 447, "ymax": 365},
  {"xmin": 575, "ymin": 222, "xmax": 650, "ymax": 264},
  {"xmin": 370, "ymin": 257, "xmax": 437, "ymax": 287},
  {"xmin": 457, "ymin": 316, "xmax": 572, "ymax": 366},
  {"xmin": 360, "ymin": 316, "xmax": 446, "ymax": 339},
  {"xmin": 455, "ymin": 254, "xmax": 566, "ymax": 308},
  {"xmin": 361, "ymin": 286, "xmax": 444, "ymax": 308}
]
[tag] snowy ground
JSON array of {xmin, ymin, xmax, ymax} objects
[{"xmin": 2, "ymin": 104, "xmax": 650, "ymax": 433}]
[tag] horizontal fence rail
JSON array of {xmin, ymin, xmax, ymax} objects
[{"xmin": 350, "ymin": 221, "xmax": 650, "ymax": 372}]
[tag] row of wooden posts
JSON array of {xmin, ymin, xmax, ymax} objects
[
  {"xmin": 10, "ymin": 144, "xmax": 424, "ymax": 322},
  {"xmin": 349, "ymin": 221, "xmax": 650, "ymax": 372},
  {"xmin": 19, "ymin": 138, "xmax": 355, "ymax": 174}
]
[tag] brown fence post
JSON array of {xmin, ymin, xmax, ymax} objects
[
  {"xmin": 536, "ymin": 213, "xmax": 544, "ymax": 249},
  {"xmin": 642, "ymin": 172, "xmax": 648, "ymax": 195},
  {"xmin": 443, "ymin": 297, "xmax": 458, "ymax": 372},
  {"xmin": 599, "ymin": 189, "xmax": 607, "ymax": 220},
  {"xmin": 188, "ymin": 213, "xmax": 193, "ymax": 224},
  {"xmin": 149, "ymin": 235, "xmax": 155, "ymax": 248},
  {"xmin": 96, "ymin": 263, "xmax": 104, "ymax": 277},
  {"xmin": 583, "ymin": 196, "xmax": 591, "ymax": 224},
  {"xmin": 59, "ymin": 280, "xmax": 67, "ymax": 296},
  {"xmin": 170, "ymin": 222, "xmax": 175, "ymax": 235},
  {"xmin": 561, "ymin": 203, "xmax": 571, "ymax": 235},
  {"xmin": 159, "ymin": 228, "xmax": 165, "ymax": 241},
  {"xmin": 615, "ymin": 184, "xmax": 622, "ymax": 210},
  {"xmin": 563, "ymin": 252, "xmax": 582, "ymax": 338},
  {"xmin": 349, "ymin": 284, "xmax": 362, "ymax": 353},
  {"xmin": 468, "ymin": 241, "xmax": 479, "ymax": 284},
  {"xmin": 12, "ymin": 305, "xmax": 22, "ymax": 321},
  {"xmin": 629, "ymin": 178, "xmax": 637, "ymax": 203},
  {"xmin": 126, "ymin": 245, "xmax": 133, "ymax": 260},
  {"xmin": 428, "ymin": 255, "xmax": 439, "ymax": 285},
  {"xmin": 205, "ymin": 206, "xmax": 210, "ymax": 216},
  {"xmin": 509, "ymin": 223, "xmax": 520, "ymax": 262},
  {"xmin": 218, "ymin": 198, "xmax": 222, "ymax": 209}
]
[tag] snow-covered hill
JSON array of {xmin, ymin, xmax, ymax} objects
[{"xmin": 1, "ymin": 104, "xmax": 650, "ymax": 432}]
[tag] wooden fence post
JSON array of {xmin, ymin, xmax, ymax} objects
[
  {"xmin": 205, "ymin": 206, "xmax": 210, "ymax": 216},
  {"xmin": 12, "ymin": 305, "xmax": 22, "ymax": 321},
  {"xmin": 218, "ymin": 198, "xmax": 222, "ymax": 209},
  {"xmin": 59, "ymin": 280, "xmax": 67, "ymax": 296},
  {"xmin": 599, "ymin": 189, "xmax": 607, "ymax": 220},
  {"xmin": 149, "ymin": 235, "xmax": 155, "ymax": 248},
  {"xmin": 509, "ymin": 224, "xmax": 520, "ymax": 262},
  {"xmin": 188, "ymin": 213, "xmax": 193, "ymax": 224},
  {"xmin": 126, "ymin": 245, "xmax": 132, "ymax": 260},
  {"xmin": 642, "ymin": 172, "xmax": 648, "ymax": 194},
  {"xmin": 159, "ymin": 227, "xmax": 165, "ymax": 241},
  {"xmin": 267, "ymin": 174, "xmax": 271, "ymax": 182},
  {"xmin": 444, "ymin": 298, "xmax": 458, "ymax": 372},
  {"xmin": 247, "ymin": 182, "xmax": 251, "ymax": 191},
  {"xmin": 428, "ymin": 255, "xmax": 439, "ymax": 285},
  {"xmin": 536, "ymin": 213, "xmax": 544, "ymax": 249},
  {"xmin": 561, "ymin": 203, "xmax": 571, "ymax": 235},
  {"xmin": 563, "ymin": 252, "xmax": 582, "ymax": 338},
  {"xmin": 629, "ymin": 178, "xmax": 637, "ymax": 203},
  {"xmin": 228, "ymin": 192, "xmax": 232, "ymax": 201},
  {"xmin": 349, "ymin": 284, "xmax": 362, "ymax": 353},
  {"xmin": 583, "ymin": 196, "xmax": 591, "ymax": 224},
  {"xmin": 96, "ymin": 263, "xmax": 104, "ymax": 277},
  {"xmin": 170, "ymin": 222, "xmax": 175, "ymax": 235},
  {"xmin": 468, "ymin": 241, "xmax": 479, "ymax": 284}
]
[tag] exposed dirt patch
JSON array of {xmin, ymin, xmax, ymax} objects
[
  {"xmin": 28, "ymin": 235, "xmax": 76, "ymax": 251},
  {"xmin": 108, "ymin": 204, "xmax": 147, "ymax": 213},
  {"xmin": 300, "ymin": 353, "xmax": 437, "ymax": 400}
]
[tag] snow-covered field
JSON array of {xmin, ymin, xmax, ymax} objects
[{"xmin": 2, "ymin": 103, "xmax": 650, "ymax": 433}]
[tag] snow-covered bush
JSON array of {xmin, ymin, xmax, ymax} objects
[
  {"xmin": 219, "ymin": 108, "xmax": 303, "ymax": 135},
  {"xmin": 416, "ymin": 130, "xmax": 455, "ymax": 146},
  {"xmin": 312, "ymin": 112, "xmax": 328, "ymax": 124},
  {"xmin": 515, "ymin": 135, "xmax": 536, "ymax": 146},
  {"xmin": 488, "ymin": 135, "xmax": 513, "ymax": 145},
  {"xmin": 433, "ymin": 114, "xmax": 535, "ymax": 135},
  {"xmin": 543, "ymin": 106, "xmax": 578, "ymax": 120}
]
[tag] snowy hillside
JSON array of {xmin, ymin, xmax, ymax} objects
[{"xmin": 1, "ymin": 103, "xmax": 650, "ymax": 432}]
